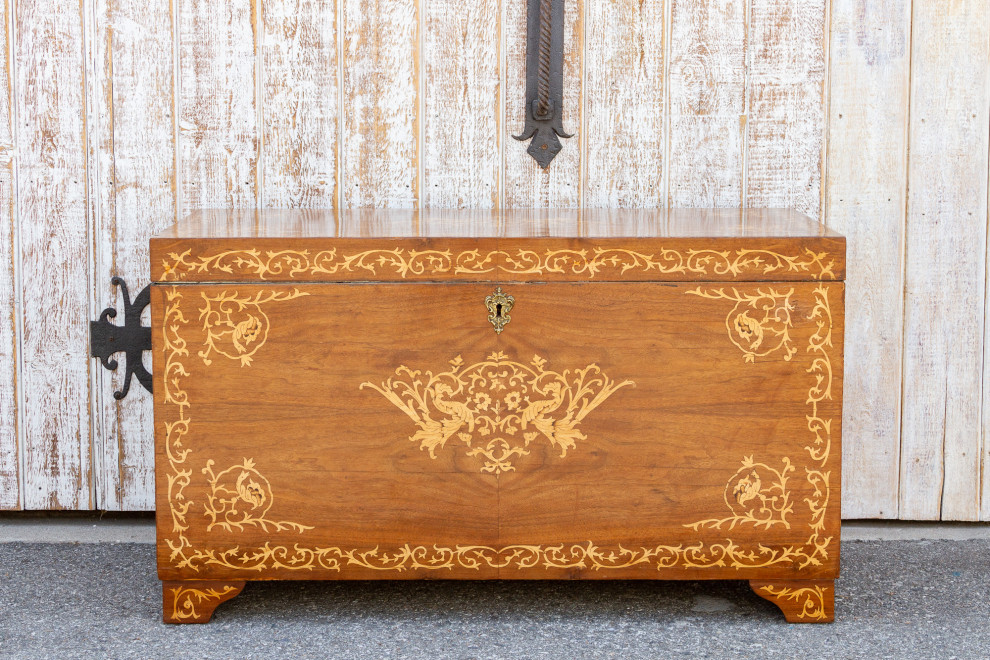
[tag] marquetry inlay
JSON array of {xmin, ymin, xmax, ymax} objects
[
  {"xmin": 158, "ymin": 246, "xmax": 838, "ymax": 282},
  {"xmin": 360, "ymin": 351, "xmax": 634, "ymax": 474}
]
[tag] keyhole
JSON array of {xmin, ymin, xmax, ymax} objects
[{"xmin": 496, "ymin": 303, "xmax": 503, "ymax": 318}]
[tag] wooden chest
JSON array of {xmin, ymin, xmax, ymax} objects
[{"xmin": 151, "ymin": 209, "xmax": 844, "ymax": 624}]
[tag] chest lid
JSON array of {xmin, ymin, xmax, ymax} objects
[{"xmin": 150, "ymin": 208, "xmax": 845, "ymax": 284}]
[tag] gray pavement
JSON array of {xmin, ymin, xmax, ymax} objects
[{"xmin": 0, "ymin": 539, "xmax": 988, "ymax": 659}]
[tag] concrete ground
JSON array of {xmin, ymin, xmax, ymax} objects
[{"xmin": 0, "ymin": 521, "xmax": 989, "ymax": 659}]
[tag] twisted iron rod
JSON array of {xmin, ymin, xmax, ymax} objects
[{"xmin": 536, "ymin": 0, "xmax": 553, "ymax": 117}]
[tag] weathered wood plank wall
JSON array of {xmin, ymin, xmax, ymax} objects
[{"xmin": 0, "ymin": 0, "xmax": 988, "ymax": 520}]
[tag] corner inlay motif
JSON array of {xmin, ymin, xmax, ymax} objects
[
  {"xmin": 198, "ymin": 289, "xmax": 309, "ymax": 366},
  {"xmin": 360, "ymin": 352, "xmax": 634, "ymax": 474},
  {"xmin": 161, "ymin": 285, "xmax": 835, "ymax": 573},
  {"xmin": 686, "ymin": 287, "xmax": 796, "ymax": 362},
  {"xmin": 202, "ymin": 458, "xmax": 314, "ymax": 533},
  {"xmin": 167, "ymin": 585, "xmax": 240, "ymax": 622},
  {"xmin": 686, "ymin": 457, "xmax": 794, "ymax": 531},
  {"xmin": 757, "ymin": 584, "xmax": 830, "ymax": 621}
]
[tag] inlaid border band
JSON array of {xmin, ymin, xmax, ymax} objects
[{"xmin": 158, "ymin": 246, "xmax": 839, "ymax": 282}]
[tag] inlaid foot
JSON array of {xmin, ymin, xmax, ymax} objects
[
  {"xmin": 749, "ymin": 579, "xmax": 834, "ymax": 623},
  {"xmin": 162, "ymin": 580, "xmax": 246, "ymax": 624}
]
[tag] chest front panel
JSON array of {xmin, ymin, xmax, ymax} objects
[{"xmin": 153, "ymin": 279, "xmax": 842, "ymax": 581}]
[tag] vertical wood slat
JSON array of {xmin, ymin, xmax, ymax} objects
[
  {"xmin": 826, "ymin": 0, "xmax": 911, "ymax": 518},
  {"xmin": 422, "ymin": 0, "xmax": 500, "ymax": 209},
  {"xmin": 900, "ymin": 0, "xmax": 990, "ymax": 520},
  {"xmin": 666, "ymin": 0, "xmax": 746, "ymax": 207},
  {"xmin": 985, "ymin": 99, "xmax": 990, "ymax": 522},
  {"xmin": 178, "ymin": 0, "xmax": 259, "ymax": 209},
  {"xmin": 502, "ymin": 0, "xmax": 582, "ymax": 207},
  {"xmin": 745, "ymin": 0, "xmax": 827, "ymax": 220},
  {"xmin": 0, "ymin": 0, "xmax": 18, "ymax": 509},
  {"xmin": 826, "ymin": 0, "xmax": 911, "ymax": 519},
  {"xmin": 262, "ymin": 0, "xmax": 339, "ymax": 208},
  {"xmin": 341, "ymin": 0, "xmax": 418, "ymax": 208},
  {"xmin": 89, "ymin": 0, "xmax": 176, "ymax": 510},
  {"xmin": 16, "ymin": 0, "xmax": 92, "ymax": 508},
  {"xmin": 582, "ymin": 0, "xmax": 665, "ymax": 208}
]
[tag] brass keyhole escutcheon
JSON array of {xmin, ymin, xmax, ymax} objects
[{"xmin": 485, "ymin": 286, "xmax": 514, "ymax": 335}]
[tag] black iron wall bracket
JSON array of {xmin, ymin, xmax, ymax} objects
[
  {"xmin": 515, "ymin": 0, "xmax": 571, "ymax": 168},
  {"xmin": 90, "ymin": 277, "xmax": 152, "ymax": 399}
]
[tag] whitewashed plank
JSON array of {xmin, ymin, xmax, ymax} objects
[
  {"xmin": 422, "ymin": 0, "xmax": 500, "ymax": 209},
  {"xmin": 178, "ymin": 0, "xmax": 259, "ymax": 208},
  {"xmin": 0, "ymin": 0, "xmax": 18, "ymax": 509},
  {"xmin": 341, "ymin": 0, "xmax": 418, "ymax": 207},
  {"xmin": 666, "ymin": 0, "xmax": 745, "ymax": 207},
  {"xmin": 826, "ymin": 0, "xmax": 911, "ymax": 519},
  {"xmin": 985, "ymin": 112, "xmax": 990, "ymax": 522},
  {"xmin": 16, "ymin": 0, "xmax": 92, "ymax": 508},
  {"xmin": 901, "ymin": 0, "xmax": 990, "ymax": 521},
  {"xmin": 263, "ymin": 0, "xmax": 338, "ymax": 208},
  {"xmin": 745, "ymin": 0, "xmax": 827, "ymax": 219},
  {"xmin": 89, "ymin": 0, "xmax": 176, "ymax": 511},
  {"xmin": 503, "ymin": 0, "xmax": 582, "ymax": 207},
  {"xmin": 582, "ymin": 0, "xmax": 665, "ymax": 208}
]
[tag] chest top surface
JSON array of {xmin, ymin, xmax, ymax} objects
[{"xmin": 150, "ymin": 208, "xmax": 845, "ymax": 283}]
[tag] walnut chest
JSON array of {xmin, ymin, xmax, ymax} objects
[{"xmin": 151, "ymin": 209, "xmax": 844, "ymax": 624}]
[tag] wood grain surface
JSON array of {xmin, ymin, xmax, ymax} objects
[
  {"xmin": 985, "ymin": 118, "xmax": 990, "ymax": 522},
  {"xmin": 0, "ymin": 0, "xmax": 17, "ymax": 509},
  {"xmin": 162, "ymin": 580, "xmax": 245, "ymax": 624},
  {"xmin": 746, "ymin": 0, "xmax": 827, "ymax": 219},
  {"xmin": 88, "ymin": 0, "xmax": 176, "ymax": 511},
  {"xmin": 2, "ymin": 0, "xmax": 987, "ymax": 524},
  {"xmin": 583, "ymin": 0, "xmax": 665, "ymax": 207},
  {"xmin": 16, "ymin": 0, "xmax": 92, "ymax": 509},
  {"xmin": 899, "ymin": 0, "xmax": 990, "ymax": 520},
  {"xmin": 262, "ymin": 0, "xmax": 339, "ymax": 208},
  {"xmin": 149, "ymin": 209, "xmax": 845, "ymax": 284},
  {"xmin": 341, "ymin": 0, "xmax": 418, "ymax": 207},
  {"xmin": 826, "ymin": 0, "xmax": 911, "ymax": 518},
  {"xmin": 153, "ymin": 277, "xmax": 841, "ymax": 583},
  {"xmin": 749, "ymin": 579, "xmax": 834, "ymax": 623},
  {"xmin": 178, "ymin": 0, "xmax": 259, "ymax": 209},
  {"xmin": 666, "ymin": 0, "xmax": 745, "ymax": 207},
  {"xmin": 423, "ymin": 0, "xmax": 501, "ymax": 209}
]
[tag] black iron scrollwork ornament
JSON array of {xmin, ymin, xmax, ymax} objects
[
  {"xmin": 515, "ymin": 0, "xmax": 572, "ymax": 169},
  {"xmin": 90, "ymin": 277, "xmax": 152, "ymax": 399}
]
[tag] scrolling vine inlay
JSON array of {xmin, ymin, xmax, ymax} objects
[
  {"xmin": 686, "ymin": 456, "xmax": 795, "ymax": 531},
  {"xmin": 757, "ymin": 584, "xmax": 831, "ymax": 621},
  {"xmin": 361, "ymin": 352, "xmax": 634, "ymax": 473},
  {"xmin": 158, "ymin": 246, "xmax": 837, "ymax": 281},
  {"xmin": 166, "ymin": 584, "xmax": 241, "ymax": 623},
  {"xmin": 686, "ymin": 287, "xmax": 796, "ymax": 363},
  {"xmin": 198, "ymin": 289, "xmax": 309, "ymax": 366},
  {"xmin": 202, "ymin": 458, "xmax": 313, "ymax": 533}
]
